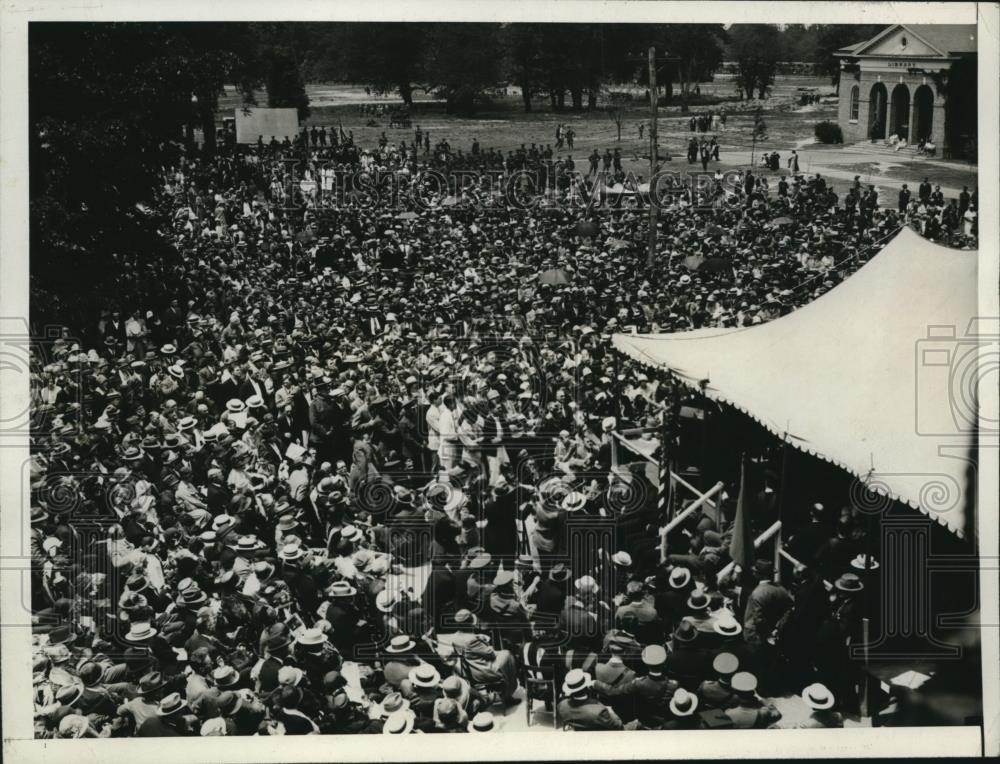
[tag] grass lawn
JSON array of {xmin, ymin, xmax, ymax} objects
[{"xmin": 216, "ymin": 76, "xmax": 976, "ymax": 198}]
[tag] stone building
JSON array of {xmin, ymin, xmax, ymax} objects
[{"xmin": 835, "ymin": 24, "xmax": 977, "ymax": 156}]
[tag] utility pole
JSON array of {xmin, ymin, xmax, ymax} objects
[{"xmin": 646, "ymin": 46, "xmax": 659, "ymax": 268}]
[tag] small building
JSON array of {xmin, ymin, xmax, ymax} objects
[{"xmin": 835, "ymin": 24, "xmax": 977, "ymax": 157}]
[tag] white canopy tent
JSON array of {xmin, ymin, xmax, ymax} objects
[{"xmin": 613, "ymin": 227, "xmax": 978, "ymax": 537}]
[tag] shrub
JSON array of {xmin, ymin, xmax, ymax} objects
[{"xmin": 814, "ymin": 120, "xmax": 843, "ymax": 144}]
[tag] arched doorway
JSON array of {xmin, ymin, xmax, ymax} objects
[
  {"xmin": 869, "ymin": 82, "xmax": 888, "ymax": 140},
  {"xmin": 913, "ymin": 85, "xmax": 934, "ymax": 142},
  {"xmin": 890, "ymin": 84, "xmax": 910, "ymax": 141}
]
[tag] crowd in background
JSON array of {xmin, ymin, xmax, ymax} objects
[{"xmin": 29, "ymin": 126, "xmax": 976, "ymax": 737}]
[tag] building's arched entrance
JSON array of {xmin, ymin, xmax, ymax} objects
[
  {"xmin": 869, "ymin": 82, "xmax": 888, "ymax": 140},
  {"xmin": 890, "ymin": 84, "xmax": 911, "ymax": 141},
  {"xmin": 913, "ymin": 85, "xmax": 934, "ymax": 142}
]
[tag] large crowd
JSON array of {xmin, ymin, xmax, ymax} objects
[{"xmin": 29, "ymin": 121, "xmax": 977, "ymax": 738}]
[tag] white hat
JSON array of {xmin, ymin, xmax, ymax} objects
[
  {"xmin": 561, "ymin": 668, "xmax": 594, "ymax": 696},
  {"xmin": 669, "ymin": 688, "xmax": 699, "ymax": 717},
  {"xmin": 574, "ymin": 575, "xmax": 599, "ymax": 595},
  {"xmin": 561, "ymin": 492, "xmax": 586, "ymax": 512},
  {"xmin": 802, "ymin": 682, "xmax": 835, "ymax": 710}
]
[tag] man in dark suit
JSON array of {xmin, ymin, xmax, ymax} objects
[
  {"xmin": 557, "ymin": 669, "xmax": 623, "ymax": 730},
  {"xmin": 531, "ymin": 564, "xmax": 570, "ymax": 618},
  {"xmin": 257, "ymin": 630, "xmax": 298, "ymax": 694},
  {"xmin": 697, "ymin": 652, "xmax": 742, "ymax": 709},
  {"xmin": 665, "ymin": 621, "xmax": 712, "ymax": 690},
  {"xmin": 593, "ymin": 645, "xmax": 678, "ymax": 729}
]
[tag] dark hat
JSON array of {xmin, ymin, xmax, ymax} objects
[
  {"xmin": 47, "ymin": 624, "xmax": 76, "ymax": 646},
  {"xmin": 548, "ymin": 563, "xmax": 571, "ymax": 582},
  {"xmin": 78, "ymin": 662, "xmax": 105, "ymax": 686},
  {"xmin": 673, "ymin": 620, "xmax": 698, "ymax": 644},
  {"xmin": 137, "ymin": 671, "xmax": 165, "ymax": 696},
  {"xmin": 56, "ymin": 683, "xmax": 84, "ymax": 707},
  {"xmin": 267, "ymin": 632, "xmax": 292, "ymax": 653}
]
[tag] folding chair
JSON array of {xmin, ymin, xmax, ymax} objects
[{"xmin": 522, "ymin": 641, "xmax": 559, "ymax": 728}]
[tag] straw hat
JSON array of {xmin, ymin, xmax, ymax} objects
[
  {"xmin": 124, "ymin": 621, "xmax": 158, "ymax": 643},
  {"xmin": 382, "ymin": 709, "xmax": 416, "ymax": 734},
  {"xmin": 408, "ymin": 663, "xmax": 441, "ymax": 689},
  {"xmin": 385, "ymin": 635, "xmax": 417, "ymax": 654},
  {"xmin": 712, "ymin": 652, "xmax": 739, "ymax": 677},
  {"xmin": 156, "ymin": 692, "xmax": 188, "ymax": 716},
  {"xmin": 802, "ymin": 682, "xmax": 835, "ymax": 710},
  {"xmin": 378, "ymin": 692, "xmax": 411, "ymax": 718},
  {"xmin": 561, "ymin": 668, "xmax": 594, "ymax": 697},
  {"xmin": 668, "ymin": 566, "xmax": 692, "ymax": 589},
  {"xmin": 468, "ymin": 711, "xmax": 495, "ymax": 732},
  {"xmin": 731, "ymin": 671, "xmax": 758, "ymax": 694},
  {"xmin": 686, "ymin": 588, "xmax": 710, "ymax": 611},
  {"xmin": 850, "ymin": 554, "xmax": 880, "ymax": 571},
  {"xmin": 713, "ymin": 611, "xmax": 742, "ymax": 636},
  {"xmin": 834, "ymin": 572, "xmax": 864, "ymax": 593},
  {"xmin": 669, "ymin": 688, "xmax": 699, "ymax": 717},
  {"xmin": 212, "ymin": 665, "xmax": 240, "ymax": 688}
]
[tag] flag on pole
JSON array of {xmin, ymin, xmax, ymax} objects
[{"xmin": 729, "ymin": 453, "xmax": 753, "ymax": 572}]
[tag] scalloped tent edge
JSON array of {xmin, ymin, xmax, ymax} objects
[{"xmin": 612, "ymin": 227, "xmax": 977, "ymax": 538}]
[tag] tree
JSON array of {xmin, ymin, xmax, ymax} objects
[
  {"xmin": 728, "ymin": 24, "xmax": 783, "ymax": 99},
  {"xmin": 660, "ymin": 25, "xmax": 726, "ymax": 112},
  {"xmin": 333, "ymin": 23, "xmax": 427, "ymax": 105},
  {"xmin": 606, "ymin": 93, "xmax": 631, "ymax": 141},
  {"xmin": 813, "ymin": 24, "xmax": 883, "ymax": 91},
  {"xmin": 29, "ymin": 23, "xmax": 259, "ymax": 327},
  {"xmin": 248, "ymin": 23, "xmax": 312, "ymax": 120},
  {"xmin": 502, "ymin": 25, "xmax": 544, "ymax": 112},
  {"xmin": 422, "ymin": 24, "xmax": 503, "ymax": 114}
]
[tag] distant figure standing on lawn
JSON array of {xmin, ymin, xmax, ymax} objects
[{"xmin": 788, "ymin": 150, "xmax": 799, "ymax": 172}]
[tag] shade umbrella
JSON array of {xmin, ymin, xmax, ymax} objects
[
  {"xmin": 705, "ymin": 224, "xmax": 728, "ymax": 237},
  {"xmin": 574, "ymin": 220, "xmax": 600, "ymax": 238},
  {"xmin": 441, "ymin": 196, "xmax": 459, "ymax": 207},
  {"xmin": 538, "ymin": 267, "xmax": 572, "ymax": 286},
  {"xmin": 700, "ymin": 257, "xmax": 732, "ymax": 274},
  {"xmin": 397, "ymin": 211, "xmax": 418, "ymax": 220},
  {"xmin": 770, "ymin": 216, "xmax": 794, "ymax": 227},
  {"xmin": 606, "ymin": 238, "xmax": 630, "ymax": 252},
  {"xmin": 683, "ymin": 255, "xmax": 705, "ymax": 271}
]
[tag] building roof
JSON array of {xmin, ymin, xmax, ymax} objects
[
  {"xmin": 906, "ymin": 24, "xmax": 977, "ymax": 54},
  {"xmin": 837, "ymin": 24, "xmax": 977, "ymax": 58}
]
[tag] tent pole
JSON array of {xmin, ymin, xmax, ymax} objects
[
  {"xmin": 775, "ymin": 434, "xmax": 789, "ymax": 585},
  {"xmin": 698, "ymin": 379, "xmax": 709, "ymax": 491},
  {"xmin": 861, "ymin": 616, "xmax": 871, "ymax": 718},
  {"xmin": 657, "ymin": 408, "xmax": 671, "ymax": 524}
]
